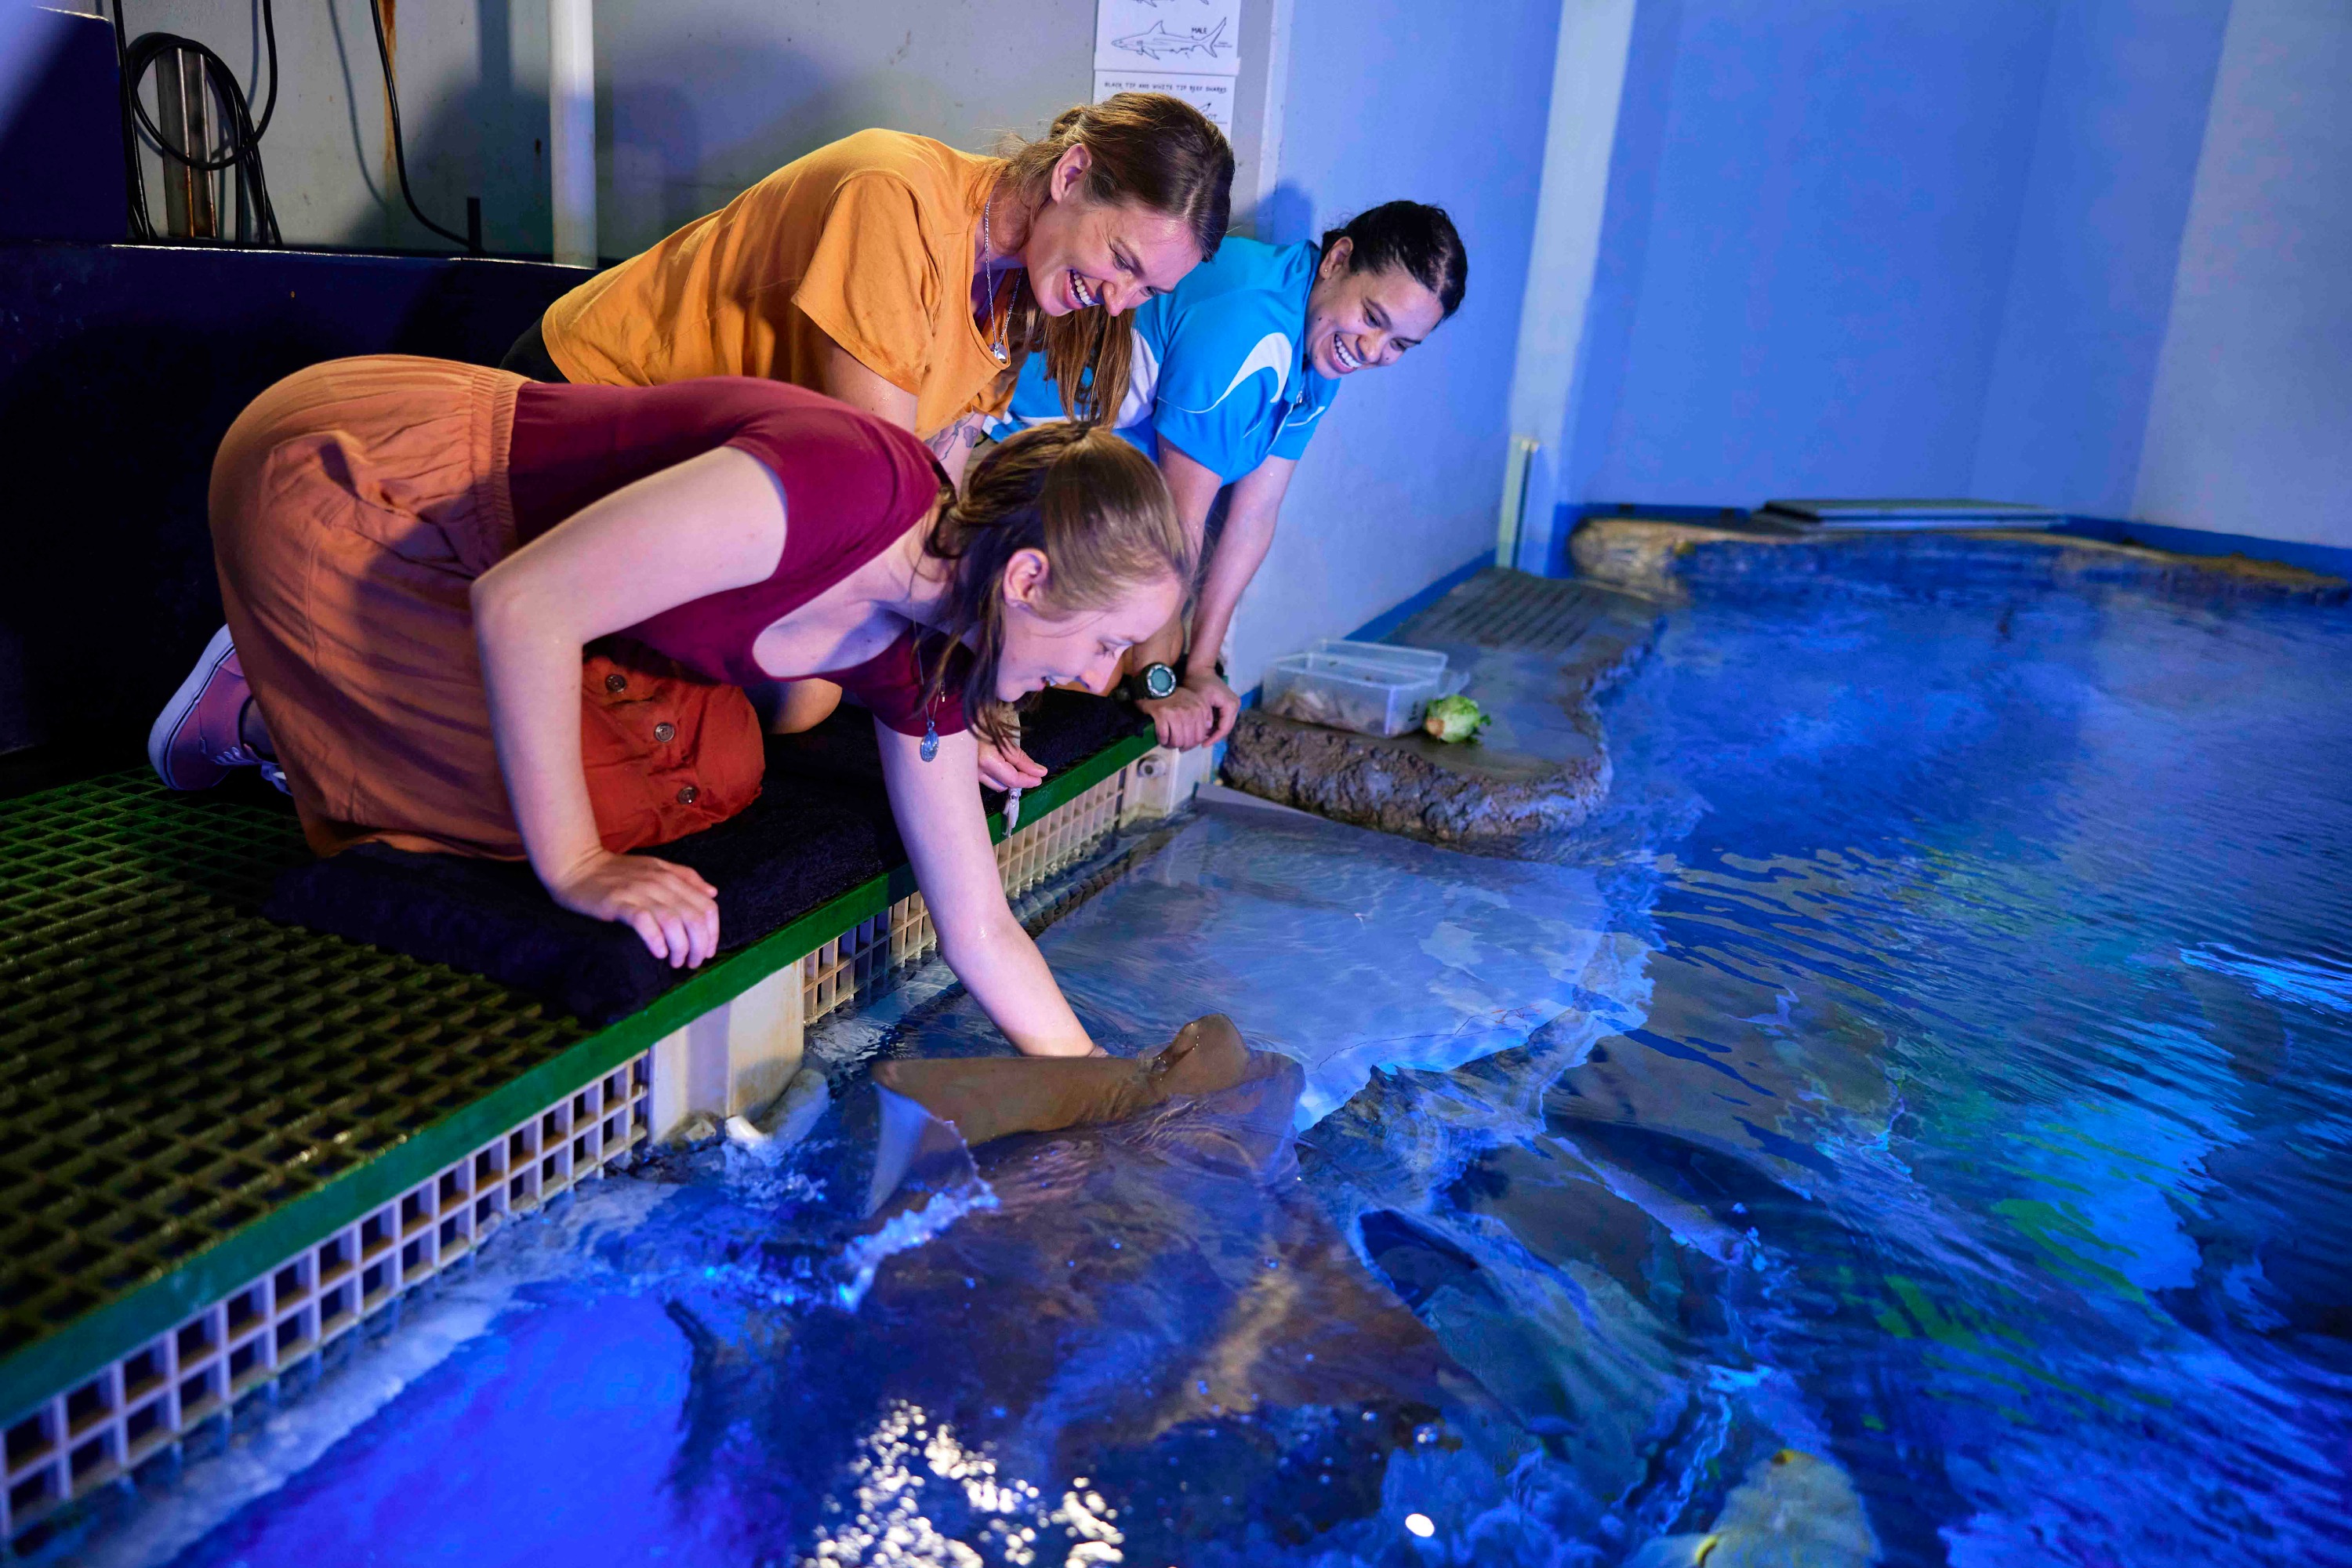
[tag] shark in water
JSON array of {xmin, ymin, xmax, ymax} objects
[
  {"xmin": 654, "ymin": 1017, "xmax": 1534, "ymax": 1563},
  {"xmin": 1628, "ymin": 1447, "xmax": 1880, "ymax": 1566}
]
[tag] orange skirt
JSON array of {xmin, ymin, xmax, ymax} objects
[{"xmin": 209, "ymin": 355, "xmax": 764, "ymax": 859}]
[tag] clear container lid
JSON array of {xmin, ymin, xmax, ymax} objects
[
  {"xmin": 1311, "ymin": 640, "xmax": 1450, "ymax": 677},
  {"xmin": 1268, "ymin": 651, "xmax": 1440, "ymax": 692}
]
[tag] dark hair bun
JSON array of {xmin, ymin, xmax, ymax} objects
[{"xmin": 1319, "ymin": 201, "xmax": 1468, "ymax": 319}]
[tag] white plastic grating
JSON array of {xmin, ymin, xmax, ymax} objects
[
  {"xmin": 1, "ymin": 1055, "xmax": 650, "ymax": 1541},
  {"xmin": 799, "ymin": 764, "xmax": 1134, "ymax": 1027},
  {"xmin": 4, "ymin": 749, "xmax": 1169, "ymax": 1546}
]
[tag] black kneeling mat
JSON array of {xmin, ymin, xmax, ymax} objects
[{"xmin": 263, "ymin": 691, "xmax": 1149, "ymax": 1025}]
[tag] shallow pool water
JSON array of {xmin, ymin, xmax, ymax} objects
[{"xmin": 70, "ymin": 576, "xmax": 2352, "ymax": 1567}]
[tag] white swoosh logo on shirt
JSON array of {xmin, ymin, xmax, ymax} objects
[{"xmin": 1174, "ymin": 332, "xmax": 1291, "ymax": 413}]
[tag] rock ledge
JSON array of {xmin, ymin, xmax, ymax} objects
[{"xmin": 1221, "ymin": 710, "xmax": 1607, "ymax": 844}]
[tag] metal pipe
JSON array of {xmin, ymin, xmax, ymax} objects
[
  {"xmin": 548, "ymin": 0, "xmax": 596, "ymax": 267},
  {"xmin": 155, "ymin": 46, "xmax": 219, "ymax": 238}
]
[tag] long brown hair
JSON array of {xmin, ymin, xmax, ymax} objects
[
  {"xmin": 995, "ymin": 93, "xmax": 1233, "ymax": 423},
  {"xmin": 920, "ymin": 423, "xmax": 1196, "ymax": 746}
]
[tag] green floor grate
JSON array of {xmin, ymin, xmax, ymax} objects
[
  {"xmin": 0, "ymin": 730, "xmax": 1157, "ymax": 1544},
  {"xmin": 0, "ymin": 773, "xmax": 591, "ymax": 1390},
  {"xmin": 1, "ymin": 735, "xmax": 1155, "ymax": 1433}
]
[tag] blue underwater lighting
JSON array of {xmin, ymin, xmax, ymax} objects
[{"xmin": 50, "ymin": 571, "xmax": 2352, "ymax": 1568}]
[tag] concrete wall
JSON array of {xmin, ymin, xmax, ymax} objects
[
  {"xmin": 1970, "ymin": 0, "xmax": 2232, "ymax": 520},
  {"xmin": 1566, "ymin": 0, "xmax": 2059, "ymax": 511},
  {"xmin": 1533, "ymin": 0, "xmax": 2346, "ymax": 561},
  {"xmin": 1224, "ymin": 0, "xmax": 1563, "ymax": 688},
  {"xmin": 98, "ymin": 0, "xmax": 1126, "ymax": 257},
  {"xmin": 94, "ymin": 0, "xmax": 555, "ymax": 252},
  {"xmin": 93, "ymin": 0, "xmax": 1314, "ymax": 260},
  {"xmin": 2132, "ymin": 0, "xmax": 2352, "ymax": 550},
  {"xmin": 1503, "ymin": 0, "xmax": 1639, "ymax": 570},
  {"xmin": 590, "ymin": 0, "xmax": 1094, "ymax": 257}
]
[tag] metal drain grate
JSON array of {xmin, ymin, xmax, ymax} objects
[
  {"xmin": 0, "ymin": 774, "xmax": 592, "ymax": 1377},
  {"xmin": 1397, "ymin": 568, "xmax": 1635, "ymax": 650}
]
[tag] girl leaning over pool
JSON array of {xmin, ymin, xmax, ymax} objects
[{"xmin": 150, "ymin": 357, "xmax": 1192, "ymax": 1056}]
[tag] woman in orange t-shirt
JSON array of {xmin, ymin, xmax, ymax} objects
[
  {"xmin": 514, "ymin": 94, "xmax": 1229, "ymax": 472},
  {"xmin": 505, "ymin": 93, "xmax": 1232, "ymax": 779}
]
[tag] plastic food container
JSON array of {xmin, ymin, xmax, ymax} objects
[
  {"xmin": 1312, "ymin": 640, "xmax": 1450, "ymax": 678},
  {"xmin": 1261, "ymin": 648, "xmax": 1467, "ymax": 738}
]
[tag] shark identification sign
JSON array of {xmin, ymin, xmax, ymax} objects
[{"xmin": 1093, "ymin": 0, "xmax": 1241, "ymax": 131}]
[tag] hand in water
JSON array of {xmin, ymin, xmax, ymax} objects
[
  {"xmin": 546, "ymin": 848, "xmax": 720, "ymax": 968},
  {"xmin": 1139, "ymin": 670, "xmax": 1239, "ymax": 750},
  {"xmin": 978, "ymin": 734, "xmax": 1047, "ymax": 793}
]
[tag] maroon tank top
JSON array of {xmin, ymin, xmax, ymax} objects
[{"xmin": 507, "ymin": 376, "xmax": 968, "ymax": 736}]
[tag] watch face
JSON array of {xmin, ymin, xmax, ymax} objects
[{"xmin": 1142, "ymin": 663, "xmax": 1178, "ymax": 699}]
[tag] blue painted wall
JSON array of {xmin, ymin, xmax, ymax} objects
[
  {"xmin": 1548, "ymin": 0, "xmax": 2347, "ymax": 564},
  {"xmin": 1559, "ymin": 0, "xmax": 1686, "ymax": 522},
  {"xmin": 1970, "ymin": 1, "xmax": 2232, "ymax": 519},
  {"xmin": 1568, "ymin": 0, "xmax": 2059, "ymax": 509},
  {"xmin": 1228, "ymin": 0, "xmax": 1562, "ymax": 688},
  {"xmin": 2132, "ymin": 0, "xmax": 2352, "ymax": 551}
]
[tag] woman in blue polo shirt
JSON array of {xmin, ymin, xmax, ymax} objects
[{"xmin": 996, "ymin": 200, "xmax": 1467, "ymax": 750}]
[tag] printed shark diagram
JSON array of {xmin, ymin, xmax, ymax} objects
[
  {"xmin": 1094, "ymin": 0, "xmax": 1240, "ymax": 89},
  {"xmin": 1112, "ymin": 17, "xmax": 1233, "ymax": 64}
]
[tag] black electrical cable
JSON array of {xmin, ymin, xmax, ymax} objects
[
  {"xmin": 251, "ymin": 0, "xmax": 280, "ymax": 140},
  {"xmin": 119, "ymin": 34, "xmax": 281, "ymax": 245},
  {"xmin": 107, "ymin": 0, "xmax": 150, "ymax": 240},
  {"xmin": 366, "ymin": 0, "xmax": 481, "ymax": 253},
  {"xmin": 111, "ymin": 0, "xmax": 281, "ymax": 244}
]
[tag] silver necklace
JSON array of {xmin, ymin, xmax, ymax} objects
[{"xmin": 978, "ymin": 191, "xmax": 1013, "ymax": 364}]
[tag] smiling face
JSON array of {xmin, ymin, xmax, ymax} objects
[
  {"xmin": 1301, "ymin": 238, "xmax": 1449, "ymax": 379},
  {"xmin": 1018, "ymin": 145, "xmax": 1204, "ymax": 318},
  {"xmin": 993, "ymin": 550, "xmax": 1185, "ymax": 700}
]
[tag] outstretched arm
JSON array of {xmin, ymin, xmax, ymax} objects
[
  {"xmin": 470, "ymin": 445, "xmax": 788, "ymax": 967},
  {"xmin": 878, "ymin": 719, "xmax": 1096, "ymax": 1056},
  {"xmin": 1184, "ymin": 452, "xmax": 1293, "ymax": 730}
]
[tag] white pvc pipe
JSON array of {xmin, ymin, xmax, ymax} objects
[
  {"xmin": 549, "ymin": 0, "xmax": 597, "ymax": 268},
  {"xmin": 1502, "ymin": 0, "xmax": 1637, "ymax": 570},
  {"xmin": 1497, "ymin": 435, "xmax": 1538, "ymax": 570}
]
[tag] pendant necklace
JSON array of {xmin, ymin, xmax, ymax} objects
[{"xmin": 978, "ymin": 191, "xmax": 1014, "ymax": 365}]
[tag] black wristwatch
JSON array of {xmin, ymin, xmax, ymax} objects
[{"xmin": 1138, "ymin": 662, "xmax": 1179, "ymax": 700}]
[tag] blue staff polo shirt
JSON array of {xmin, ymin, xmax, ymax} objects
[{"xmin": 993, "ymin": 235, "xmax": 1341, "ymax": 484}]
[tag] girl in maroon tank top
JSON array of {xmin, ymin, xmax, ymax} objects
[{"xmin": 165, "ymin": 361, "xmax": 1193, "ymax": 1058}]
